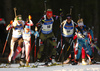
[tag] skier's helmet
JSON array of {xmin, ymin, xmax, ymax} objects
[{"xmin": 77, "ymin": 18, "xmax": 84, "ymax": 27}]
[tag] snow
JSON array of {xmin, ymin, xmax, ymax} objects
[{"xmin": 0, "ymin": 63, "xmax": 100, "ymax": 71}]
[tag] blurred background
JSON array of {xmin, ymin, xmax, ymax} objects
[{"xmin": 0, "ymin": 0, "xmax": 100, "ymax": 63}]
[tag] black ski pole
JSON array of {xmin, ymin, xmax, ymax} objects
[{"xmin": 59, "ymin": 8, "xmax": 64, "ymax": 66}]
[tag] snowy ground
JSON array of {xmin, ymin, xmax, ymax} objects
[{"xmin": 0, "ymin": 62, "xmax": 100, "ymax": 71}]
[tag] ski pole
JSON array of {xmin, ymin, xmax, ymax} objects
[
  {"xmin": 59, "ymin": 8, "xmax": 64, "ymax": 66},
  {"xmin": 2, "ymin": 29, "xmax": 11, "ymax": 55},
  {"xmin": 34, "ymin": 26, "xmax": 39, "ymax": 61},
  {"xmin": 34, "ymin": 36, "xmax": 37, "ymax": 61},
  {"xmin": 28, "ymin": 15, "xmax": 32, "ymax": 48},
  {"xmin": 31, "ymin": 18, "xmax": 43, "ymax": 50},
  {"xmin": 59, "ymin": 8, "xmax": 63, "ymax": 52},
  {"xmin": 57, "ymin": 44, "xmax": 65, "ymax": 61}
]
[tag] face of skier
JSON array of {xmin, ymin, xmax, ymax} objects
[
  {"xmin": 25, "ymin": 28, "xmax": 29, "ymax": 33},
  {"xmin": 46, "ymin": 11, "xmax": 53, "ymax": 19},
  {"xmin": 47, "ymin": 16, "xmax": 51, "ymax": 19},
  {"xmin": 17, "ymin": 16, "xmax": 22, "ymax": 24},
  {"xmin": 67, "ymin": 17, "xmax": 71, "ymax": 23},
  {"xmin": 79, "ymin": 26, "xmax": 83, "ymax": 29}
]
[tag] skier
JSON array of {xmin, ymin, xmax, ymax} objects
[
  {"xmin": 6, "ymin": 15, "xmax": 25, "ymax": 65},
  {"xmin": 35, "ymin": 9, "xmax": 57, "ymax": 66},
  {"xmin": 74, "ymin": 18, "xmax": 95, "ymax": 65},
  {"xmin": 21, "ymin": 25, "xmax": 39, "ymax": 67},
  {"xmin": 60, "ymin": 14, "xmax": 83, "ymax": 65},
  {"xmin": 18, "ymin": 15, "xmax": 34, "ymax": 66}
]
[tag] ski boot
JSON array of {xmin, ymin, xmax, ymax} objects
[
  {"xmin": 89, "ymin": 61, "xmax": 92, "ymax": 65},
  {"xmin": 91, "ymin": 59, "xmax": 96, "ymax": 64},
  {"xmin": 44, "ymin": 58, "xmax": 52, "ymax": 66},
  {"xmin": 49, "ymin": 55, "xmax": 57, "ymax": 66},
  {"xmin": 63, "ymin": 58, "xmax": 71, "ymax": 64},
  {"xmin": 82, "ymin": 59, "xmax": 87, "ymax": 65},
  {"xmin": 19, "ymin": 59, "xmax": 25, "ymax": 67},
  {"xmin": 42, "ymin": 58, "xmax": 54, "ymax": 66},
  {"xmin": 51, "ymin": 58, "xmax": 57, "ymax": 66},
  {"xmin": 87, "ymin": 59, "xmax": 92, "ymax": 65},
  {"xmin": 71, "ymin": 61, "xmax": 78, "ymax": 65},
  {"xmin": 25, "ymin": 61, "xmax": 30, "ymax": 67},
  {"xmin": 44, "ymin": 56, "xmax": 57, "ymax": 66},
  {"xmin": 52, "ymin": 55, "xmax": 57, "ymax": 64},
  {"xmin": 6, "ymin": 62, "xmax": 11, "ymax": 68},
  {"xmin": 90, "ymin": 56, "xmax": 96, "ymax": 64},
  {"xmin": 33, "ymin": 59, "xmax": 39, "ymax": 68}
]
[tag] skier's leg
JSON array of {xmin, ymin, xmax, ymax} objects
[
  {"xmin": 49, "ymin": 36, "xmax": 57, "ymax": 57},
  {"xmin": 76, "ymin": 43, "xmax": 82, "ymax": 60},
  {"xmin": 45, "ymin": 33, "xmax": 57, "ymax": 65},
  {"xmin": 18, "ymin": 38, "xmax": 23, "ymax": 48},
  {"xmin": 21, "ymin": 45, "xmax": 25, "ymax": 60},
  {"xmin": 12, "ymin": 38, "xmax": 23, "ymax": 61},
  {"xmin": 18, "ymin": 38, "xmax": 25, "ymax": 66},
  {"xmin": 37, "ymin": 40, "xmax": 44, "ymax": 60},
  {"xmin": 8, "ymin": 37, "xmax": 17, "ymax": 63},
  {"xmin": 70, "ymin": 38, "xmax": 77, "ymax": 65},
  {"xmin": 82, "ymin": 47, "xmax": 87, "ymax": 65},
  {"xmin": 62, "ymin": 37, "xmax": 71, "ymax": 64},
  {"xmin": 12, "ymin": 46, "xmax": 22, "ymax": 61},
  {"xmin": 25, "ymin": 42, "xmax": 30, "ymax": 66},
  {"xmin": 82, "ymin": 38, "xmax": 92, "ymax": 64}
]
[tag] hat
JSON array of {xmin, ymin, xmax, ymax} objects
[
  {"xmin": 78, "ymin": 22, "xmax": 84, "ymax": 26},
  {"xmin": 77, "ymin": 18, "xmax": 84, "ymax": 26},
  {"xmin": 46, "ymin": 9, "xmax": 53, "ymax": 17},
  {"xmin": 66, "ymin": 14, "xmax": 72, "ymax": 19}
]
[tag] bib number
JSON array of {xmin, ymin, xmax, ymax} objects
[
  {"xmin": 67, "ymin": 30, "xmax": 70, "ymax": 33},
  {"xmin": 18, "ymin": 30, "xmax": 22, "ymax": 35},
  {"xmin": 47, "ymin": 25, "xmax": 50, "ymax": 28}
]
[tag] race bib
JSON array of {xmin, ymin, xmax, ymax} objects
[{"xmin": 42, "ymin": 24, "xmax": 52, "ymax": 31}]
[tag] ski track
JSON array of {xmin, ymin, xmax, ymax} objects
[{"xmin": 0, "ymin": 62, "xmax": 100, "ymax": 71}]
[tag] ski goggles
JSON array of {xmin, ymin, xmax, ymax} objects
[
  {"xmin": 17, "ymin": 17, "xmax": 22, "ymax": 20},
  {"xmin": 67, "ymin": 17, "xmax": 71, "ymax": 19}
]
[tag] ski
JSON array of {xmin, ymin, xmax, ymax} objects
[{"xmin": 0, "ymin": 62, "xmax": 100, "ymax": 68}]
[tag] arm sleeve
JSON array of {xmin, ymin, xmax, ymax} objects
[
  {"xmin": 6, "ymin": 24, "xmax": 13, "ymax": 30},
  {"xmin": 25, "ymin": 20, "xmax": 33, "ymax": 26},
  {"xmin": 34, "ymin": 31, "xmax": 39, "ymax": 37},
  {"xmin": 31, "ymin": 30, "xmax": 34, "ymax": 34}
]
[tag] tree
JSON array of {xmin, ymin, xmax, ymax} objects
[{"xmin": 3, "ymin": 0, "xmax": 13, "ymax": 24}]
